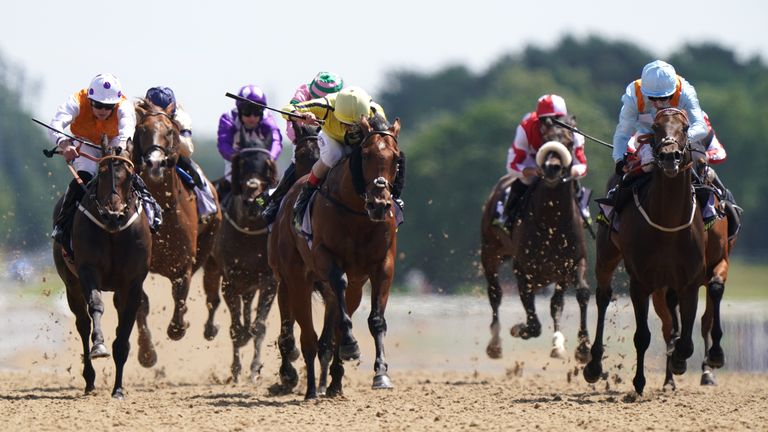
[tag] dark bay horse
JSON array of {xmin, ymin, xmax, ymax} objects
[
  {"xmin": 584, "ymin": 108, "xmax": 706, "ymax": 395},
  {"xmin": 480, "ymin": 116, "xmax": 591, "ymax": 363},
  {"xmin": 269, "ymin": 115, "xmax": 401, "ymax": 399},
  {"xmin": 132, "ymin": 100, "xmax": 221, "ymax": 367},
  {"xmin": 52, "ymin": 145, "xmax": 151, "ymax": 399},
  {"xmin": 201, "ymin": 147, "xmax": 278, "ymax": 383}
]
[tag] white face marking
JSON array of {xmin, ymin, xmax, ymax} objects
[{"xmin": 378, "ymin": 142, "xmax": 386, "ymax": 150}]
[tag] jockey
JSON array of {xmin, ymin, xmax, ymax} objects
[
  {"xmin": 49, "ymin": 73, "xmax": 158, "ymax": 255},
  {"xmin": 217, "ymin": 84, "xmax": 282, "ymax": 199},
  {"xmin": 613, "ymin": 60, "xmax": 708, "ymax": 175},
  {"xmin": 262, "ymin": 71, "xmax": 344, "ymax": 223},
  {"xmin": 284, "ymin": 86, "xmax": 406, "ymax": 228},
  {"xmin": 502, "ymin": 94, "xmax": 588, "ymax": 229},
  {"xmin": 144, "ymin": 86, "xmax": 217, "ymax": 218}
]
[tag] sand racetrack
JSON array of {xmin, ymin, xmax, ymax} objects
[{"xmin": 1, "ymin": 276, "xmax": 767, "ymax": 431}]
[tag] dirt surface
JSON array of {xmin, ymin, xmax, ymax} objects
[{"xmin": 2, "ymin": 276, "xmax": 767, "ymax": 431}]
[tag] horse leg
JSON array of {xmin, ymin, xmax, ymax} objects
[
  {"xmin": 630, "ymin": 289, "xmax": 652, "ymax": 395},
  {"xmin": 79, "ymin": 268, "xmax": 110, "ymax": 359},
  {"xmin": 584, "ymin": 226, "xmax": 621, "ymax": 384},
  {"xmin": 705, "ymin": 265, "xmax": 726, "ymax": 369},
  {"xmin": 317, "ymin": 282, "xmax": 338, "ymax": 396},
  {"xmin": 136, "ymin": 290, "xmax": 157, "ymax": 368},
  {"xmin": 222, "ymin": 280, "xmax": 245, "ymax": 382},
  {"xmin": 326, "ymin": 347, "xmax": 345, "ymax": 398},
  {"xmin": 549, "ymin": 285, "xmax": 567, "ymax": 359},
  {"xmin": 510, "ymin": 279, "xmax": 541, "ymax": 340},
  {"xmin": 652, "ymin": 289, "xmax": 676, "ymax": 391},
  {"xmin": 369, "ymin": 267, "xmax": 394, "ymax": 390},
  {"xmin": 574, "ymin": 258, "xmax": 592, "ymax": 364},
  {"xmin": 249, "ymin": 276, "xmax": 276, "ymax": 384},
  {"xmin": 482, "ymin": 246, "xmax": 504, "ymax": 359},
  {"xmin": 700, "ymin": 285, "xmax": 719, "ymax": 386},
  {"xmin": 167, "ymin": 270, "xmax": 192, "ymax": 341},
  {"xmin": 202, "ymin": 258, "xmax": 221, "ymax": 341},
  {"xmin": 670, "ymin": 284, "xmax": 700, "ymax": 376},
  {"xmin": 111, "ymin": 279, "xmax": 143, "ymax": 400},
  {"xmin": 276, "ymin": 278, "xmax": 299, "ymax": 391},
  {"xmin": 327, "ymin": 263, "xmax": 360, "ymax": 361},
  {"xmin": 295, "ymin": 292, "xmax": 319, "ymax": 400},
  {"xmin": 64, "ymin": 282, "xmax": 96, "ymax": 393}
]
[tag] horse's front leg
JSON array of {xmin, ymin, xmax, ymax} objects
[
  {"xmin": 202, "ymin": 257, "xmax": 222, "ymax": 341},
  {"xmin": 111, "ymin": 278, "xmax": 143, "ymax": 400},
  {"xmin": 64, "ymin": 281, "xmax": 96, "ymax": 393},
  {"xmin": 631, "ymin": 288, "xmax": 652, "ymax": 395},
  {"xmin": 326, "ymin": 262, "xmax": 359, "ymax": 361},
  {"xmin": 369, "ymin": 264, "xmax": 394, "ymax": 390},
  {"xmin": 136, "ymin": 290, "xmax": 157, "ymax": 368},
  {"xmin": 249, "ymin": 275, "xmax": 277, "ymax": 383},
  {"xmin": 78, "ymin": 267, "xmax": 110, "ymax": 360},
  {"xmin": 549, "ymin": 285, "xmax": 566, "ymax": 359},
  {"xmin": 652, "ymin": 288, "xmax": 676, "ymax": 391},
  {"xmin": 167, "ymin": 269, "xmax": 192, "ymax": 341},
  {"xmin": 482, "ymin": 246, "xmax": 504, "ymax": 359},
  {"xmin": 705, "ymin": 261, "xmax": 727, "ymax": 371},
  {"xmin": 510, "ymin": 277, "xmax": 540, "ymax": 340},
  {"xmin": 670, "ymin": 283, "xmax": 700, "ymax": 376},
  {"xmin": 318, "ymin": 282, "xmax": 338, "ymax": 396},
  {"xmin": 574, "ymin": 258, "xmax": 592, "ymax": 364},
  {"xmin": 223, "ymin": 280, "xmax": 246, "ymax": 382},
  {"xmin": 275, "ymin": 277, "xmax": 299, "ymax": 391}
]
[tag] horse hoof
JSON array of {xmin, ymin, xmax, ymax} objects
[
  {"xmin": 326, "ymin": 385, "xmax": 343, "ymax": 398},
  {"xmin": 700, "ymin": 371, "xmax": 717, "ymax": 386},
  {"xmin": 510, "ymin": 324, "xmax": 525, "ymax": 338},
  {"xmin": 318, "ymin": 385, "xmax": 327, "ymax": 396},
  {"xmin": 575, "ymin": 346, "xmax": 592, "ymax": 364},
  {"xmin": 204, "ymin": 324, "xmax": 219, "ymax": 341},
  {"xmin": 583, "ymin": 362, "xmax": 602, "ymax": 384},
  {"xmin": 663, "ymin": 379, "xmax": 677, "ymax": 392},
  {"xmin": 304, "ymin": 390, "xmax": 318, "ymax": 400},
  {"xmin": 112, "ymin": 389, "xmax": 125, "ymax": 400},
  {"xmin": 288, "ymin": 346, "xmax": 301, "ymax": 362},
  {"xmin": 167, "ymin": 323, "xmax": 187, "ymax": 341},
  {"xmin": 280, "ymin": 366, "xmax": 299, "ymax": 389},
  {"xmin": 372, "ymin": 374, "xmax": 394, "ymax": 390},
  {"xmin": 233, "ymin": 332, "xmax": 252, "ymax": 348},
  {"xmin": 138, "ymin": 348, "xmax": 158, "ymax": 368},
  {"xmin": 708, "ymin": 347, "xmax": 725, "ymax": 369},
  {"xmin": 550, "ymin": 347, "xmax": 567, "ymax": 359},
  {"xmin": 90, "ymin": 344, "xmax": 111, "ymax": 360},
  {"xmin": 486, "ymin": 343, "xmax": 502, "ymax": 359},
  {"xmin": 340, "ymin": 342, "xmax": 360, "ymax": 362},
  {"xmin": 670, "ymin": 358, "xmax": 687, "ymax": 375}
]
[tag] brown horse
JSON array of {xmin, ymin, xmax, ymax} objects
[
  {"xmin": 584, "ymin": 108, "xmax": 706, "ymax": 395},
  {"xmin": 52, "ymin": 144, "xmax": 152, "ymax": 399},
  {"xmin": 200, "ymin": 147, "xmax": 278, "ymax": 383},
  {"xmin": 269, "ymin": 114, "xmax": 401, "ymax": 399},
  {"xmin": 132, "ymin": 100, "xmax": 221, "ymax": 367},
  {"xmin": 480, "ymin": 116, "xmax": 591, "ymax": 363}
]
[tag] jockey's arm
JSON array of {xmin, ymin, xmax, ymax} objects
[
  {"xmin": 612, "ymin": 85, "xmax": 639, "ymax": 162},
  {"xmin": 680, "ymin": 81, "xmax": 708, "ymax": 144},
  {"xmin": 263, "ymin": 113, "xmax": 283, "ymax": 160},
  {"xmin": 49, "ymin": 94, "xmax": 80, "ymax": 161},
  {"xmin": 506, "ymin": 125, "xmax": 536, "ymax": 179},
  {"xmin": 112, "ymin": 102, "xmax": 136, "ymax": 149},
  {"xmin": 217, "ymin": 112, "xmax": 237, "ymax": 161},
  {"xmin": 570, "ymin": 134, "xmax": 588, "ymax": 179}
]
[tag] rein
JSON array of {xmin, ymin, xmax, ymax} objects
[
  {"xmin": 78, "ymin": 197, "xmax": 143, "ymax": 233},
  {"xmin": 633, "ymin": 186, "xmax": 697, "ymax": 232},
  {"xmin": 223, "ymin": 209, "xmax": 269, "ymax": 235}
]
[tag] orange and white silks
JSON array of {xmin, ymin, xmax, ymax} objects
[{"xmin": 70, "ymin": 89, "xmax": 126, "ymax": 145}]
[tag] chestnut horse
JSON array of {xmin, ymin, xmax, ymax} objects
[
  {"xmin": 584, "ymin": 108, "xmax": 706, "ymax": 395},
  {"xmin": 200, "ymin": 147, "xmax": 278, "ymax": 383},
  {"xmin": 480, "ymin": 116, "xmax": 591, "ymax": 363},
  {"xmin": 52, "ymin": 145, "xmax": 152, "ymax": 399},
  {"xmin": 132, "ymin": 100, "xmax": 221, "ymax": 367},
  {"xmin": 269, "ymin": 114, "xmax": 401, "ymax": 399}
]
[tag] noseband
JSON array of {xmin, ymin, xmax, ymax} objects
[
  {"xmin": 652, "ymin": 108, "xmax": 691, "ymax": 169},
  {"xmin": 362, "ymin": 130, "xmax": 399, "ymax": 195},
  {"xmin": 80, "ymin": 154, "xmax": 141, "ymax": 233},
  {"xmin": 138, "ymin": 111, "xmax": 179, "ymax": 167}
]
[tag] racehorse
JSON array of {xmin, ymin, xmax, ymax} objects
[
  {"xmin": 269, "ymin": 114, "xmax": 401, "ymax": 399},
  {"xmin": 52, "ymin": 144, "xmax": 151, "ymax": 399},
  {"xmin": 584, "ymin": 108, "xmax": 706, "ymax": 395},
  {"xmin": 200, "ymin": 147, "xmax": 278, "ymax": 383},
  {"xmin": 480, "ymin": 115, "xmax": 591, "ymax": 363},
  {"xmin": 132, "ymin": 99, "xmax": 221, "ymax": 367}
]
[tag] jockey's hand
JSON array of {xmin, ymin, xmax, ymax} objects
[
  {"xmin": 58, "ymin": 139, "xmax": 78, "ymax": 162},
  {"xmin": 294, "ymin": 112, "xmax": 318, "ymax": 125},
  {"xmin": 522, "ymin": 167, "xmax": 539, "ymax": 178},
  {"xmin": 614, "ymin": 159, "xmax": 628, "ymax": 176}
]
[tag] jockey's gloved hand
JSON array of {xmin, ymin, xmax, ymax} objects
[{"xmin": 615, "ymin": 159, "xmax": 627, "ymax": 176}]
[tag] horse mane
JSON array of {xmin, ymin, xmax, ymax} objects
[{"xmin": 135, "ymin": 98, "xmax": 175, "ymax": 120}]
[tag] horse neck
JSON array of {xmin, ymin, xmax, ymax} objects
[
  {"xmin": 644, "ymin": 168, "xmax": 694, "ymax": 223},
  {"xmin": 529, "ymin": 181, "xmax": 578, "ymax": 227},
  {"xmin": 326, "ymin": 160, "xmax": 365, "ymax": 212},
  {"xmin": 143, "ymin": 168, "xmax": 182, "ymax": 208}
]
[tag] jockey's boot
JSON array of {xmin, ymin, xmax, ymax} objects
[
  {"xmin": 262, "ymin": 163, "xmax": 296, "ymax": 224},
  {"xmin": 132, "ymin": 174, "xmax": 163, "ymax": 233},
  {"xmin": 293, "ymin": 181, "xmax": 319, "ymax": 231},
  {"xmin": 503, "ymin": 179, "xmax": 529, "ymax": 231},
  {"xmin": 392, "ymin": 151, "xmax": 406, "ymax": 209},
  {"xmin": 177, "ymin": 155, "xmax": 205, "ymax": 189},
  {"xmin": 52, "ymin": 173, "xmax": 91, "ymax": 256}
]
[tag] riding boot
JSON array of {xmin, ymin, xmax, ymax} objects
[
  {"xmin": 392, "ymin": 151, "xmax": 406, "ymax": 209},
  {"xmin": 293, "ymin": 181, "xmax": 319, "ymax": 230},
  {"xmin": 133, "ymin": 174, "xmax": 163, "ymax": 233},
  {"xmin": 177, "ymin": 155, "xmax": 205, "ymax": 189},
  {"xmin": 52, "ymin": 172, "xmax": 92, "ymax": 256},
  {"xmin": 262, "ymin": 163, "xmax": 296, "ymax": 224},
  {"xmin": 503, "ymin": 180, "xmax": 529, "ymax": 231}
]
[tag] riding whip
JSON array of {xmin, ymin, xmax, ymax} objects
[
  {"xmin": 32, "ymin": 118, "xmax": 101, "ymax": 151},
  {"xmin": 551, "ymin": 118, "xmax": 613, "ymax": 149},
  {"xmin": 224, "ymin": 92, "xmax": 325, "ymax": 125}
]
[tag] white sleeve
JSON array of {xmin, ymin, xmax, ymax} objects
[
  {"xmin": 110, "ymin": 102, "xmax": 136, "ymax": 149},
  {"xmin": 506, "ymin": 125, "xmax": 530, "ymax": 177},
  {"xmin": 680, "ymin": 80, "xmax": 708, "ymax": 144},
  {"xmin": 174, "ymin": 106, "xmax": 193, "ymax": 132},
  {"xmin": 49, "ymin": 94, "xmax": 80, "ymax": 146},
  {"xmin": 612, "ymin": 84, "xmax": 639, "ymax": 162}
]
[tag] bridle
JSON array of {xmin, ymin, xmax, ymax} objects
[
  {"xmin": 137, "ymin": 110, "xmax": 179, "ymax": 168},
  {"xmin": 79, "ymin": 154, "xmax": 141, "ymax": 233},
  {"xmin": 651, "ymin": 108, "xmax": 693, "ymax": 171},
  {"xmin": 223, "ymin": 147, "xmax": 271, "ymax": 235},
  {"xmin": 362, "ymin": 130, "xmax": 399, "ymax": 199}
]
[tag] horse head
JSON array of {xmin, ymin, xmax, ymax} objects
[
  {"xmin": 359, "ymin": 114, "xmax": 401, "ymax": 222},
  {"xmin": 292, "ymin": 123, "xmax": 321, "ymax": 175},
  {"xmin": 230, "ymin": 148, "xmax": 277, "ymax": 218},
  {"xmin": 93, "ymin": 146, "xmax": 136, "ymax": 231},
  {"xmin": 133, "ymin": 99, "xmax": 180, "ymax": 181},
  {"xmin": 652, "ymin": 108, "xmax": 690, "ymax": 177},
  {"xmin": 537, "ymin": 116, "xmax": 576, "ymax": 187}
]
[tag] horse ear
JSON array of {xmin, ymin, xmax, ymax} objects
[
  {"xmin": 166, "ymin": 102, "xmax": 176, "ymax": 116},
  {"xmin": 230, "ymin": 153, "xmax": 242, "ymax": 195},
  {"xmin": 360, "ymin": 115, "xmax": 372, "ymax": 133},
  {"xmin": 391, "ymin": 118, "xmax": 401, "ymax": 137}
]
